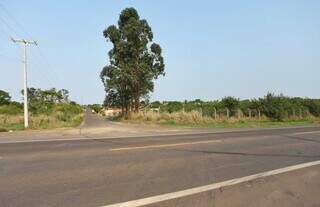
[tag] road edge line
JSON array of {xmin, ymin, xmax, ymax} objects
[{"xmin": 101, "ymin": 160, "xmax": 320, "ymax": 207}]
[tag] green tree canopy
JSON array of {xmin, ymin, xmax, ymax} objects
[
  {"xmin": 22, "ymin": 88, "xmax": 69, "ymax": 104},
  {"xmin": 221, "ymin": 96, "xmax": 240, "ymax": 116},
  {"xmin": 100, "ymin": 7, "xmax": 165, "ymax": 114},
  {"xmin": 0, "ymin": 90, "xmax": 11, "ymax": 105}
]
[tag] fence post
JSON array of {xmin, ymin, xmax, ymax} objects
[
  {"xmin": 258, "ymin": 109, "xmax": 261, "ymax": 120},
  {"xmin": 226, "ymin": 108, "xmax": 229, "ymax": 119},
  {"xmin": 249, "ymin": 109, "xmax": 252, "ymax": 119},
  {"xmin": 214, "ymin": 107, "xmax": 217, "ymax": 119},
  {"xmin": 292, "ymin": 108, "xmax": 296, "ymax": 118},
  {"xmin": 237, "ymin": 108, "xmax": 241, "ymax": 119}
]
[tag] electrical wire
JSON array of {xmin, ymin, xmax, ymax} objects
[
  {"xmin": 0, "ymin": 3, "xmax": 29, "ymax": 38},
  {"xmin": 0, "ymin": 2, "xmax": 63, "ymax": 88}
]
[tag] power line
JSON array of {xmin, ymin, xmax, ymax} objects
[
  {"xmin": 0, "ymin": 53, "xmax": 19, "ymax": 61},
  {"xmin": 33, "ymin": 45, "xmax": 63, "ymax": 84},
  {"xmin": 0, "ymin": 22, "xmax": 12, "ymax": 39},
  {"xmin": 0, "ymin": 2, "xmax": 63, "ymax": 87},
  {"xmin": 28, "ymin": 51, "xmax": 57, "ymax": 87},
  {"xmin": 0, "ymin": 4, "xmax": 58, "ymax": 105},
  {"xmin": 0, "ymin": 14, "xmax": 20, "ymax": 37},
  {"xmin": 0, "ymin": 3, "xmax": 29, "ymax": 38}
]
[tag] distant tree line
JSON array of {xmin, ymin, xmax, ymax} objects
[
  {"xmin": 23, "ymin": 88, "xmax": 70, "ymax": 104},
  {"xmin": 148, "ymin": 93, "xmax": 320, "ymax": 121},
  {"xmin": 0, "ymin": 89, "xmax": 83, "ymax": 130},
  {"xmin": 21, "ymin": 88, "xmax": 75, "ymax": 114},
  {"xmin": 0, "ymin": 88, "xmax": 80, "ymax": 115}
]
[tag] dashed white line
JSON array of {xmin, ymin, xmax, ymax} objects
[{"xmin": 101, "ymin": 160, "xmax": 320, "ymax": 207}]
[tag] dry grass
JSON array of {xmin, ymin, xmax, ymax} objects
[
  {"xmin": 0, "ymin": 113, "xmax": 84, "ymax": 131},
  {"xmin": 123, "ymin": 111, "xmax": 319, "ymax": 128},
  {"xmin": 126, "ymin": 111, "xmax": 267, "ymax": 124},
  {"xmin": 0, "ymin": 115, "xmax": 24, "ymax": 124}
]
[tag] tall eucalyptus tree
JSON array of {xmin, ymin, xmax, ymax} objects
[{"xmin": 101, "ymin": 7, "xmax": 165, "ymax": 114}]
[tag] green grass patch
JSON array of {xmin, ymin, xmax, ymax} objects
[
  {"xmin": 0, "ymin": 123, "xmax": 24, "ymax": 131},
  {"xmin": 0, "ymin": 104, "xmax": 23, "ymax": 115}
]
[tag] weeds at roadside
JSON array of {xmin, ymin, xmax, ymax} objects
[
  {"xmin": 120, "ymin": 111, "xmax": 319, "ymax": 128},
  {"xmin": 0, "ymin": 104, "xmax": 84, "ymax": 131}
]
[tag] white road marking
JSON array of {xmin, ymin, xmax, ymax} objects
[
  {"xmin": 292, "ymin": 130, "xmax": 320, "ymax": 135},
  {"xmin": 101, "ymin": 160, "xmax": 320, "ymax": 207},
  {"xmin": 109, "ymin": 140, "xmax": 221, "ymax": 151}
]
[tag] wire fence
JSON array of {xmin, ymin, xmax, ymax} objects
[{"xmin": 147, "ymin": 106, "xmax": 315, "ymax": 121}]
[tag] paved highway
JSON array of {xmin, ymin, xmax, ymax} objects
[{"xmin": 0, "ymin": 116, "xmax": 320, "ymax": 206}]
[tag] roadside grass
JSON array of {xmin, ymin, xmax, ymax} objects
[
  {"xmin": 159, "ymin": 119, "xmax": 317, "ymax": 129},
  {"xmin": 120, "ymin": 111, "xmax": 319, "ymax": 129},
  {"xmin": 0, "ymin": 114, "xmax": 84, "ymax": 131},
  {"xmin": 0, "ymin": 104, "xmax": 84, "ymax": 131}
]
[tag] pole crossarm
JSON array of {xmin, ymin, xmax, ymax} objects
[{"xmin": 11, "ymin": 38, "xmax": 37, "ymax": 46}]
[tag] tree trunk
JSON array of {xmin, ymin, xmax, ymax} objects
[
  {"xmin": 130, "ymin": 99, "xmax": 134, "ymax": 112},
  {"xmin": 121, "ymin": 96, "xmax": 125, "ymax": 116},
  {"xmin": 134, "ymin": 95, "xmax": 139, "ymax": 112},
  {"xmin": 133, "ymin": 83, "xmax": 140, "ymax": 113}
]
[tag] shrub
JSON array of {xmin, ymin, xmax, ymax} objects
[
  {"xmin": 0, "ymin": 104, "xmax": 23, "ymax": 115},
  {"xmin": 221, "ymin": 97, "xmax": 240, "ymax": 116},
  {"xmin": 0, "ymin": 90, "xmax": 11, "ymax": 105},
  {"xmin": 88, "ymin": 104, "xmax": 103, "ymax": 113},
  {"xmin": 304, "ymin": 99, "xmax": 320, "ymax": 117}
]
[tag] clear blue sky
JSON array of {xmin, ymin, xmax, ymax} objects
[{"xmin": 0, "ymin": 0, "xmax": 319, "ymax": 104}]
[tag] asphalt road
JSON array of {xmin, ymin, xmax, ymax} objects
[{"xmin": 0, "ymin": 120, "xmax": 320, "ymax": 206}]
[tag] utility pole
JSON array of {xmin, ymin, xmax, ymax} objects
[{"xmin": 11, "ymin": 38, "xmax": 37, "ymax": 128}]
